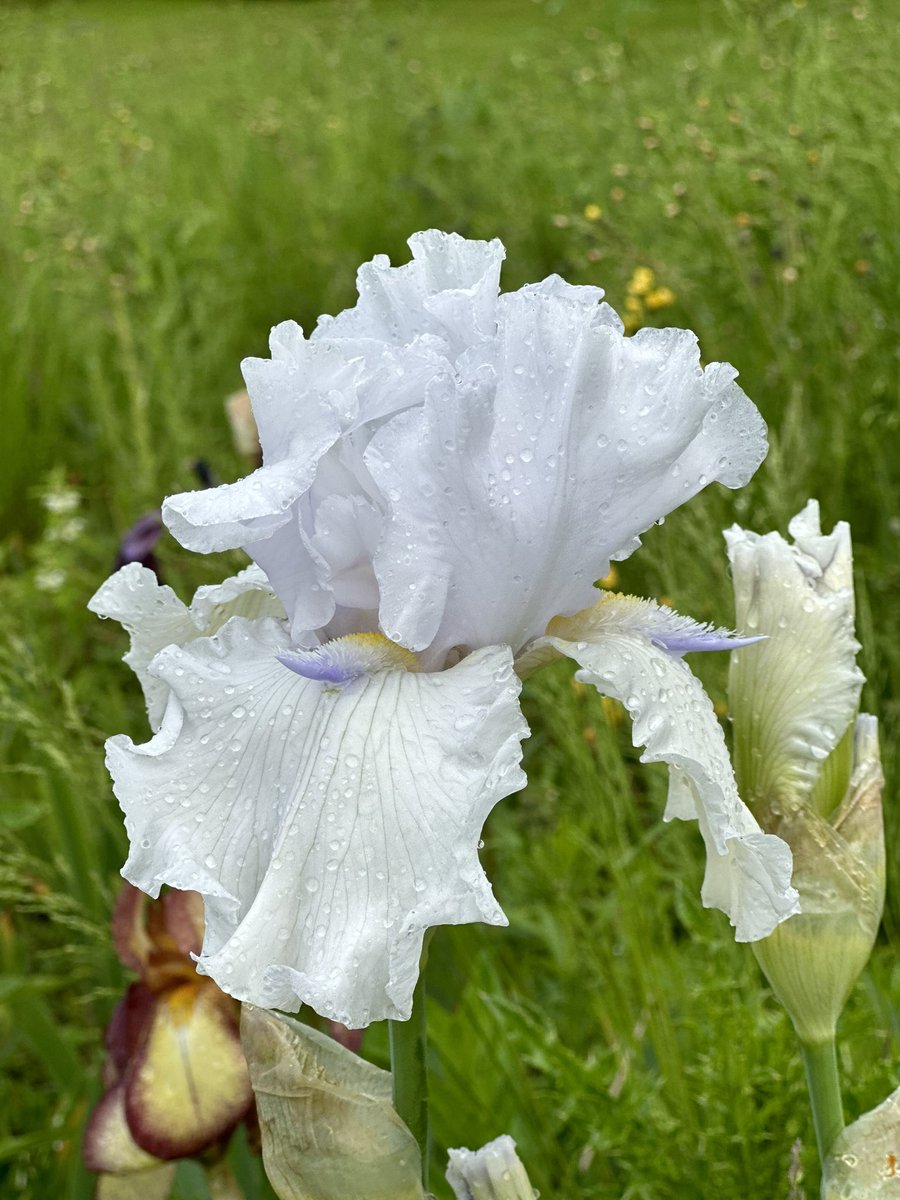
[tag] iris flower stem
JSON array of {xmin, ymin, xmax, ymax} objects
[
  {"xmin": 799, "ymin": 1036, "xmax": 844, "ymax": 1165},
  {"xmin": 389, "ymin": 968, "xmax": 431, "ymax": 1188}
]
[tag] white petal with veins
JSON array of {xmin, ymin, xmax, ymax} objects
[
  {"xmin": 88, "ymin": 563, "xmax": 283, "ymax": 730},
  {"xmin": 106, "ymin": 618, "xmax": 528, "ymax": 1027},
  {"xmin": 521, "ymin": 594, "xmax": 798, "ymax": 941}
]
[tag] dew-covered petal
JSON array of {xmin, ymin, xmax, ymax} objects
[
  {"xmin": 522, "ymin": 594, "xmax": 798, "ymax": 941},
  {"xmin": 241, "ymin": 323, "xmax": 361, "ymax": 457},
  {"xmin": 106, "ymin": 618, "xmax": 528, "ymax": 1027},
  {"xmin": 368, "ymin": 288, "xmax": 766, "ymax": 663},
  {"xmin": 162, "ymin": 327, "xmax": 359, "ymax": 554},
  {"xmin": 163, "ymin": 454, "xmax": 334, "ymax": 555},
  {"xmin": 122, "ymin": 981, "xmax": 252, "ymax": 1160},
  {"xmin": 314, "ymin": 229, "xmax": 505, "ymax": 351},
  {"xmin": 89, "ymin": 563, "xmax": 284, "ymax": 730},
  {"xmin": 172, "ymin": 326, "xmax": 449, "ymax": 638},
  {"xmin": 725, "ymin": 499, "xmax": 863, "ymax": 812}
]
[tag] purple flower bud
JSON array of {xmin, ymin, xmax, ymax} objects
[{"xmin": 115, "ymin": 511, "xmax": 164, "ymax": 575}]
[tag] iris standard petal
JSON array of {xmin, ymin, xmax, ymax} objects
[
  {"xmin": 313, "ymin": 229, "xmax": 505, "ymax": 350},
  {"xmin": 163, "ymin": 454, "xmax": 334, "ymax": 556},
  {"xmin": 89, "ymin": 563, "xmax": 283, "ymax": 730},
  {"xmin": 519, "ymin": 594, "xmax": 798, "ymax": 941},
  {"xmin": 368, "ymin": 286, "xmax": 766, "ymax": 663},
  {"xmin": 725, "ymin": 499, "xmax": 863, "ymax": 811},
  {"xmin": 106, "ymin": 617, "xmax": 528, "ymax": 1027}
]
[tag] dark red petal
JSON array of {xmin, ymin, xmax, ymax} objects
[
  {"xmin": 327, "ymin": 1020, "xmax": 365, "ymax": 1054},
  {"xmin": 105, "ymin": 983, "xmax": 156, "ymax": 1076},
  {"xmin": 111, "ymin": 883, "xmax": 152, "ymax": 975},
  {"xmin": 161, "ymin": 889, "xmax": 204, "ymax": 959}
]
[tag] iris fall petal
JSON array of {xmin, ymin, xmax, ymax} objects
[
  {"xmin": 107, "ymin": 616, "xmax": 527, "ymax": 1026},
  {"xmin": 123, "ymin": 981, "xmax": 252, "ymax": 1160},
  {"xmin": 520, "ymin": 594, "xmax": 799, "ymax": 940},
  {"xmin": 89, "ymin": 562, "xmax": 282, "ymax": 730}
]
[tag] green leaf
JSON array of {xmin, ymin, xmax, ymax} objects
[
  {"xmin": 1, "ymin": 977, "xmax": 83, "ymax": 1090},
  {"xmin": 240, "ymin": 1005, "xmax": 426, "ymax": 1200},
  {"xmin": 425, "ymin": 926, "xmax": 470, "ymax": 1014},
  {"xmin": 0, "ymin": 795, "xmax": 46, "ymax": 831}
]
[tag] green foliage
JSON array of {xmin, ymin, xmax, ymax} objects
[{"xmin": 0, "ymin": 0, "xmax": 896, "ymax": 1197}]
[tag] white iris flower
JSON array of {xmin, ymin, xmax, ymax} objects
[{"xmin": 92, "ymin": 232, "xmax": 798, "ymax": 1028}]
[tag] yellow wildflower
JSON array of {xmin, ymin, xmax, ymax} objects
[
  {"xmin": 645, "ymin": 286, "xmax": 676, "ymax": 311},
  {"xmin": 628, "ymin": 266, "xmax": 654, "ymax": 296}
]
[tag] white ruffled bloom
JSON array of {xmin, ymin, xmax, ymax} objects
[{"xmin": 93, "ymin": 232, "xmax": 798, "ymax": 1028}]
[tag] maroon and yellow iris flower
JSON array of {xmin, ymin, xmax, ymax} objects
[{"xmin": 84, "ymin": 883, "xmax": 254, "ymax": 1192}]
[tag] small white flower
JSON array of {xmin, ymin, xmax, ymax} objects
[
  {"xmin": 95, "ymin": 232, "xmax": 798, "ymax": 1027},
  {"xmin": 49, "ymin": 516, "xmax": 87, "ymax": 543},
  {"xmin": 42, "ymin": 488, "xmax": 80, "ymax": 514},
  {"xmin": 36, "ymin": 568, "xmax": 67, "ymax": 592}
]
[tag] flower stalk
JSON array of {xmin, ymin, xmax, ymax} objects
[
  {"xmin": 389, "ymin": 970, "xmax": 431, "ymax": 1187},
  {"xmin": 799, "ymin": 1037, "xmax": 844, "ymax": 1164}
]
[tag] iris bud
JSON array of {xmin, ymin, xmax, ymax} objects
[
  {"xmin": 446, "ymin": 1136, "xmax": 538, "ymax": 1200},
  {"xmin": 726, "ymin": 501, "xmax": 885, "ymax": 1044}
]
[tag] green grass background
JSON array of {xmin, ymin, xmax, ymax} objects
[{"xmin": 0, "ymin": 0, "xmax": 897, "ymax": 1196}]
